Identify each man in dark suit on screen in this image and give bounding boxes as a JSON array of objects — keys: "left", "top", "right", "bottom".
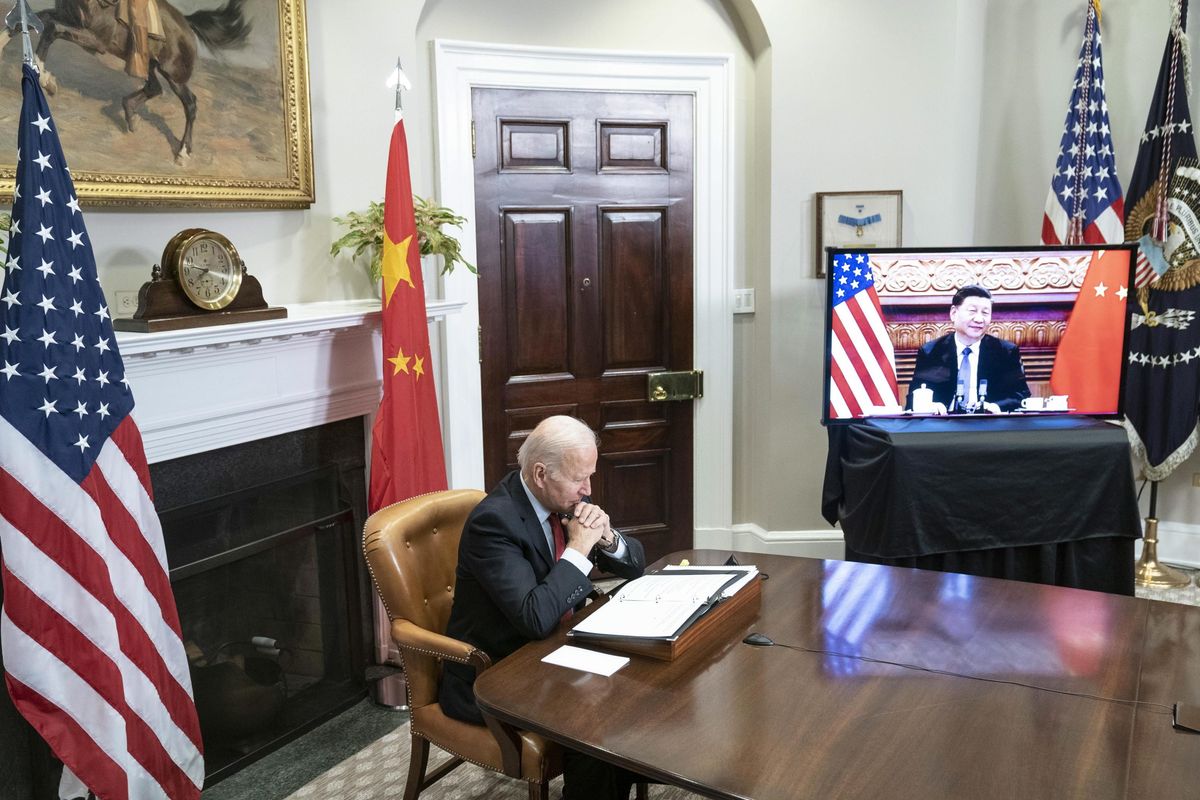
[
  {"left": 905, "top": 285, "right": 1031, "bottom": 414},
  {"left": 440, "top": 415, "right": 647, "bottom": 800}
]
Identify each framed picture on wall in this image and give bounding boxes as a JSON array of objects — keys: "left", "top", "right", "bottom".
[
  {"left": 814, "top": 190, "right": 903, "bottom": 277},
  {"left": 0, "top": 0, "right": 314, "bottom": 208}
]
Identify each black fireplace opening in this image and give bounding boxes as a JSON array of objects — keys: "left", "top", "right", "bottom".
[{"left": 153, "top": 418, "right": 373, "bottom": 786}]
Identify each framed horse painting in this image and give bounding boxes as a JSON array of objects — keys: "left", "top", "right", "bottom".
[{"left": 0, "top": 0, "right": 313, "bottom": 207}]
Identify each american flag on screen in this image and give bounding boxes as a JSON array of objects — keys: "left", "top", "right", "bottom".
[
  {"left": 0, "top": 65, "right": 203, "bottom": 799},
  {"left": 1041, "top": 0, "right": 1125, "bottom": 249},
  {"left": 828, "top": 252, "right": 898, "bottom": 419}
]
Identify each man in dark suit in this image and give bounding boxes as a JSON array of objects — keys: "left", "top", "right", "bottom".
[
  {"left": 440, "top": 415, "right": 646, "bottom": 800},
  {"left": 905, "top": 284, "right": 1031, "bottom": 413}
]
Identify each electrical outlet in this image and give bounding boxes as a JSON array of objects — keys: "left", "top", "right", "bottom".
[
  {"left": 114, "top": 290, "right": 138, "bottom": 317},
  {"left": 1193, "top": 472, "right": 1200, "bottom": 488},
  {"left": 733, "top": 288, "right": 755, "bottom": 315}
]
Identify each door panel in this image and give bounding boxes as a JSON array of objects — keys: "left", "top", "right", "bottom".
[{"left": 474, "top": 88, "right": 694, "bottom": 563}]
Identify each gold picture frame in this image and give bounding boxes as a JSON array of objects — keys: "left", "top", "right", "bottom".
[
  {"left": 814, "top": 190, "right": 903, "bottom": 277},
  {"left": 0, "top": 0, "right": 313, "bottom": 208}
]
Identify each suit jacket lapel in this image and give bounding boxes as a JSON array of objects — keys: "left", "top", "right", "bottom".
[{"left": 505, "top": 471, "right": 555, "bottom": 569}]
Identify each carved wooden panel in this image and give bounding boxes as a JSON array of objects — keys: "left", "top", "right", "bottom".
[
  {"left": 600, "top": 208, "right": 666, "bottom": 370},
  {"left": 872, "top": 253, "right": 1093, "bottom": 298},
  {"left": 500, "top": 120, "right": 570, "bottom": 172},
  {"left": 598, "top": 122, "right": 667, "bottom": 173},
  {"left": 889, "top": 320, "right": 1068, "bottom": 352},
  {"left": 503, "top": 210, "right": 573, "bottom": 377}
]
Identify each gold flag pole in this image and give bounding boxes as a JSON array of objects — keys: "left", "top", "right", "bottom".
[{"left": 1135, "top": 480, "right": 1191, "bottom": 588}]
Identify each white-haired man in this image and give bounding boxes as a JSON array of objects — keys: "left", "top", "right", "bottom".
[{"left": 440, "top": 415, "right": 647, "bottom": 800}]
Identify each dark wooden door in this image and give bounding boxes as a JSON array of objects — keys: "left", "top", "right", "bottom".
[{"left": 473, "top": 87, "right": 694, "bottom": 563}]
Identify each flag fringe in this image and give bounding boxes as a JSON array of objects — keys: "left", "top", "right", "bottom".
[{"left": 1123, "top": 415, "right": 1200, "bottom": 480}]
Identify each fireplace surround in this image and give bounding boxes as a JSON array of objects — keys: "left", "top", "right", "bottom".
[{"left": 0, "top": 299, "right": 462, "bottom": 797}]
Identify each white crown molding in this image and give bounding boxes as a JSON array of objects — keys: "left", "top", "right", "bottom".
[
  {"left": 433, "top": 40, "right": 735, "bottom": 536},
  {"left": 116, "top": 300, "right": 461, "bottom": 464}
]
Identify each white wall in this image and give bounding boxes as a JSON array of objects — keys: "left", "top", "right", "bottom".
[{"left": 46, "top": 0, "right": 1200, "bottom": 552}]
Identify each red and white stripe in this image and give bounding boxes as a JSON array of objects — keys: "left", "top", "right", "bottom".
[
  {"left": 1041, "top": 194, "right": 1126, "bottom": 247},
  {"left": 829, "top": 288, "right": 899, "bottom": 419},
  {"left": 0, "top": 415, "right": 203, "bottom": 800}
]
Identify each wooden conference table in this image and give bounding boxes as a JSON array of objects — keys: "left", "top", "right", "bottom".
[{"left": 474, "top": 550, "right": 1200, "bottom": 800}]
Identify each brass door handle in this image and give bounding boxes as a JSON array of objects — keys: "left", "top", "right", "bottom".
[{"left": 647, "top": 370, "right": 704, "bottom": 402}]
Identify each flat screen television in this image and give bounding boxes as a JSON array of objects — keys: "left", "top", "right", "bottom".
[{"left": 822, "top": 244, "right": 1136, "bottom": 424}]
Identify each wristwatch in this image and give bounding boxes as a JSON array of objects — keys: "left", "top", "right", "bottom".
[{"left": 599, "top": 530, "right": 622, "bottom": 554}]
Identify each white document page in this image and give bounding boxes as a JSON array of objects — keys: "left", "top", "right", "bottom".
[
  {"left": 570, "top": 572, "right": 737, "bottom": 639},
  {"left": 662, "top": 565, "right": 759, "bottom": 598},
  {"left": 541, "top": 645, "right": 629, "bottom": 676}
]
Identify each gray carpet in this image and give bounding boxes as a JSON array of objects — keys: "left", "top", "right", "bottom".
[{"left": 283, "top": 727, "right": 703, "bottom": 800}]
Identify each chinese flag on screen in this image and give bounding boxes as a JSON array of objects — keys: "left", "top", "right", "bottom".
[
  {"left": 1048, "top": 250, "right": 1130, "bottom": 414},
  {"left": 368, "top": 118, "right": 448, "bottom": 512}
]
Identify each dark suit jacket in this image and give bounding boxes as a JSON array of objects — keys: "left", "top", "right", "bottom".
[
  {"left": 905, "top": 332, "right": 1031, "bottom": 412},
  {"left": 438, "top": 470, "right": 645, "bottom": 724}
]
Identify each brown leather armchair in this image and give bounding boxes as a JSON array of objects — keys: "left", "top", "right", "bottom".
[{"left": 362, "top": 489, "right": 562, "bottom": 800}]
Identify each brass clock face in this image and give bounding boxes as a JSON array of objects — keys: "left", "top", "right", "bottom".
[{"left": 172, "top": 230, "right": 244, "bottom": 311}]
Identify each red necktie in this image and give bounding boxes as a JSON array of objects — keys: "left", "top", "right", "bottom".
[
  {"left": 549, "top": 514, "right": 566, "bottom": 560},
  {"left": 548, "top": 514, "right": 573, "bottom": 621}
]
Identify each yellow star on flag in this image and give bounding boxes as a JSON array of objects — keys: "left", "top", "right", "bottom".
[
  {"left": 413, "top": 354, "right": 425, "bottom": 380},
  {"left": 388, "top": 346, "right": 412, "bottom": 376},
  {"left": 381, "top": 233, "right": 415, "bottom": 306}
]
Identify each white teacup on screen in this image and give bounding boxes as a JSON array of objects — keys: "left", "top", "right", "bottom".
[
  {"left": 1045, "top": 395, "right": 1068, "bottom": 411},
  {"left": 1020, "top": 396, "right": 1045, "bottom": 411},
  {"left": 911, "top": 384, "right": 934, "bottom": 414}
]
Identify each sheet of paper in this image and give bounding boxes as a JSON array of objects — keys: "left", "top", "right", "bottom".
[
  {"left": 662, "top": 565, "right": 759, "bottom": 597},
  {"left": 541, "top": 645, "right": 629, "bottom": 676},
  {"left": 570, "top": 595, "right": 701, "bottom": 638},
  {"left": 611, "top": 572, "right": 735, "bottom": 604}
]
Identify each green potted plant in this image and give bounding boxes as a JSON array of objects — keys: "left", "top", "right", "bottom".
[{"left": 331, "top": 196, "right": 475, "bottom": 283}]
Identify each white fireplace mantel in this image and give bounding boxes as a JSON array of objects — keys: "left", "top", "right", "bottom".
[{"left": 116, "top": 299, "right": 462, "bottom": 464}]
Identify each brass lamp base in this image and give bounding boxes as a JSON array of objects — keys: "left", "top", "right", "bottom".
[{"left": 1135, "top": 518, "right": 1192, "bottom": 588}]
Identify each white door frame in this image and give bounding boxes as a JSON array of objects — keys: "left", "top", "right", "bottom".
[{"left": 433, "top": 39, "right": 734, "bottom": 542}]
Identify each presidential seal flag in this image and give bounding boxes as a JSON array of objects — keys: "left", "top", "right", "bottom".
[
  {"left": 0, "top": 65, "right": 204, "bottom": 799},
  {"left": 1041, "top": 0, "right": 1124, "bottom": 247},
  {"left": 1124, "top": 0, "right": 1200, "bottom": 480},
  {"left": 1126, "top": 158, "right": 1200, "bottom": 479},
  {"left": 1124, "top": 0, "right": 1197, "bottom": 287}
]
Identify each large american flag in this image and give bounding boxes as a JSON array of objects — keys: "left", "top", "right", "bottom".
[
  {"left": 0, "top": 65, "right": 203, "bottom": 799},
  {"left": 827, "top": 251, "right": 898, "bottom": 419},
  {"left": 1041, "top": 0, "right": 1124, "bottom": 249}
]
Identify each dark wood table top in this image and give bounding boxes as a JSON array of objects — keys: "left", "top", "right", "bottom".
[{"left": 473, "top": 550, "right": 1200, "bottom": 800}]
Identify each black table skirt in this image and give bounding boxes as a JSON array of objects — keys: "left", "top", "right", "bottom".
[{"left": 824, "top": 417, "right": 1141, "bottom": 595}]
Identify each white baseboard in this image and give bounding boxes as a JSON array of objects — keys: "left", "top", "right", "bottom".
[
  {"left": 699, "top": 522, "right": 1200, "bottom": 570},
  {"left": 695, "top": 524, "right": 845, "bottom": 560},
  {"left": 1141, "top": 521, "right": 1200, "bottom": 570}
]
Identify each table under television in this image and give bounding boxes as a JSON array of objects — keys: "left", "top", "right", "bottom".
[
  {"left": 822, "top": 415, "right": 1141, "bottom": 594},
  {"left": 474, "top": 550, "right": 1200, "bottom": 800}
]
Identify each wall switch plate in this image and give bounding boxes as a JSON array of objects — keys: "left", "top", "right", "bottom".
[
  {"left": 733, "top": 288, "right": 755, "bottom": 315},
  {"left": 1193, "top": 473, "right": 1200, "bottom": 488},
  {"left": 114, "top": 290, "right": 139, "bottom": 317}
]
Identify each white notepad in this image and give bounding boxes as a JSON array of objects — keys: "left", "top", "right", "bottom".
[{"left": 541, "top": 645, "right": 629, "bottom": 676}]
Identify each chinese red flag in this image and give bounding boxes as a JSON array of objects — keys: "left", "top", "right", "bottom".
[
  {"left": 1048, "top": 250, "right": 1130, "bottom": 413},
  {"left": 368, "top": 119, "right": 448, "bottom": 512}
]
